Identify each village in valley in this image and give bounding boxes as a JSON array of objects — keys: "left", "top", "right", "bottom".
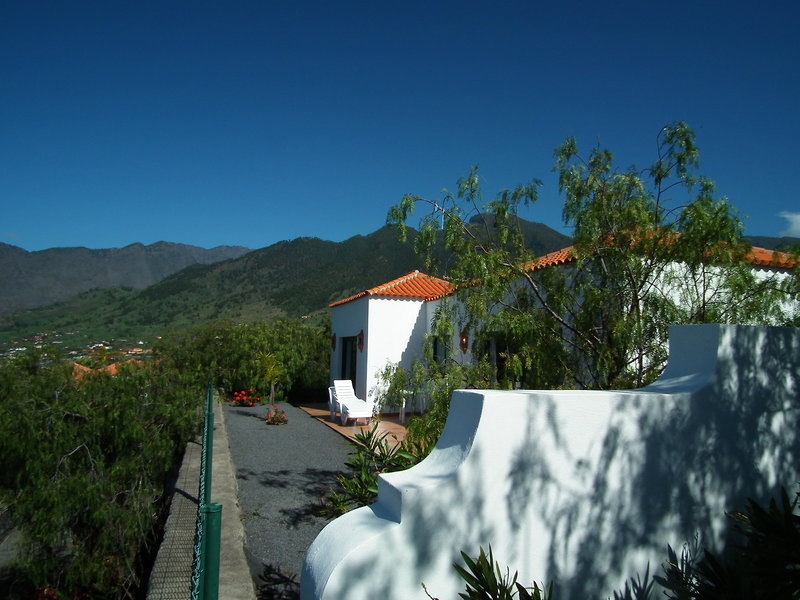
[{"left": 1, "top": 331, "right": 153, "bottom": 363}]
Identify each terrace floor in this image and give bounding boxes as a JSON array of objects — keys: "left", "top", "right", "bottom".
[{"left": 297, "top": 402, "right": 408, "bottom": 445}]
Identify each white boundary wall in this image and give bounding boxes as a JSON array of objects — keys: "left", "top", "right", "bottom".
[{"left": 304, "top": 324, "right": 800, "bottom": 599}]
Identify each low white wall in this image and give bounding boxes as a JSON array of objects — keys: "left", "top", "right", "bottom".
[{"left": 302, "top": 324, "right": 800, "bottom": 599}]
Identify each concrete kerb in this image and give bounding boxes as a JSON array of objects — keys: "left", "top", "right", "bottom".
[
  {"left": 146, "top": 394, "right": 255, "bottom": 600},
  {"left": 211, "top": 394, "right": 256, "bottom": 600}
]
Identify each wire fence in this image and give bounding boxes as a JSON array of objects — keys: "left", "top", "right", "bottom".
[{"left": 190, "top": 385, "right": 222, "bottom": 600}]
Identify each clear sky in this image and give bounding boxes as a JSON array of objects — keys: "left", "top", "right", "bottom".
[{"left": 2, "top": 1, "right": 799, "bottom": 252}]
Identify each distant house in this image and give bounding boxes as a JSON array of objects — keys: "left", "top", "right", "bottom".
[
  {"left": 328, "top": 244, "right": 797, "bottom": 405},
  {"left": 71, "top": 359, "right": 144, "bottom": 381}
]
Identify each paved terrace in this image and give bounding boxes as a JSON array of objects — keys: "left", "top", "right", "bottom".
[{"left": 147, "top": 398, "right": 406, "bottom": 600}]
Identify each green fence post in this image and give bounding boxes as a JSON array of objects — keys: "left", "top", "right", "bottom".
[
  {"left": 204, "top": 385, "right": 214, "bottom": 506},
  {"left": 197, "top": 509, "right": 207, "bottom": 600},
  {"left": 202, "top": 503, "right": 223, "bottom": 600}
]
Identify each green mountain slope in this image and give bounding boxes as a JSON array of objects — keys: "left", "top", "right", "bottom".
[
  {"left": 0, "top": 241, "right": 250, "bottom": 315},
  {"left": 745, "top": 235, "right": 800, "bottom": 252},
  {"left": 0, "top": 222, "right": 572, "bottom": 347}
]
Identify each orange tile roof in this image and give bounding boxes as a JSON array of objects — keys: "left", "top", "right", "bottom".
[
  {"left": 330, "top": 243, "right": 794, "bottom": 309},
  {"left": 522, "top": 244, "right": 796, "bottom": 272},
  {"left": 71, "top": 359, "right": 144, "bottom": 381},
  {"left": 746, "top": 246, "right": 797, "bottom": 269},
  {"left": 521, "top": 246, "right": 577, "bottom": 271},
  {"left": 329, "top": 271, "right": 453, "bottom": 307}
]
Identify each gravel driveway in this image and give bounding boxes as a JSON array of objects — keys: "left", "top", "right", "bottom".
[{"left": 223, "top": 402, "right": 351, "bottom": 599}]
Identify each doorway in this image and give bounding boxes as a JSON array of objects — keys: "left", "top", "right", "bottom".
[{"left": 340, "top": 336, "right": 357, "bottom": 384}]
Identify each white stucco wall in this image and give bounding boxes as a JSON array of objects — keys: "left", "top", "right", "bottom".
[
  {"left": 330, "top": 260, "right": 795, "bottom": 404},
  {"left": 331, "top": 296, "right": 431, "bottom": 403},
  {"left": 329, "top": 297, "right": 369, "bottom": 399},
  {"left": 304, "top": 324, "right": 800, "bottom": 600},
  {"left": 364, "top": 297, "right": 428, "bottom": 403}
]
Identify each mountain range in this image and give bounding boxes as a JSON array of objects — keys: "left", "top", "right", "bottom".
[
  {"left": 0, "top": 221, "right": 571, "bottom": 346},
  {"left": 0, "top": 224, "right": 794, "bottom": 348},
  {"left": 0, "top": 241, "right": 249, "bottom": 315}
]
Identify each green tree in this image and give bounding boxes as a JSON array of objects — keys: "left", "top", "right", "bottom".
[
  {"left": 255, "top": 351, "right": 284, "bottom": 402},
  {"left": 155, "top": 318, "right": 329, "bottom": 401},
  {"left": 0, "top": 349, "right": 200, "bottom": 599},
  {"left": 388, "top": 122, "right": 796, "bottom": 393}
]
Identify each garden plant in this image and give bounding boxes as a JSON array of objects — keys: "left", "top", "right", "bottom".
[{"left": 264, "top": 405, "right": 288, "bottom": 425}]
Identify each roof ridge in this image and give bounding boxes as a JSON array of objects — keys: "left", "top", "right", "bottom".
[
  {"left": 329, "top": 270, "right": 453, "bottom": 308},
  {"left": 329, "top": 242, "right": 795, "bottom": 309},
  {"left": 369, "top": 270, "right": 421, "bottom": 294}
]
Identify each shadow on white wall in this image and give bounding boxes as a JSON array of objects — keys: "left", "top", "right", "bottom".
[{"left": 301, "top": 324, "right": 800, "bottom": 600}]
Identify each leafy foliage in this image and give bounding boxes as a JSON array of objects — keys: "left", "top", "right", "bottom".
[
  {"left": 388, "top": 122, "right": 797, "bottom": 391},
  {"left": 375, "top": 340, "right": 493, "bottom": 451},
  {"left": 455, "top": 546, "right": 553, "bottom": 600},
  {"left": 421, "top": 546, "right": 553, "bottom": 600},
  {"left": 264, "top": 405, "right": 288, "bottom": 425},
  {"left": 432, "top": 487, "right": 799, "bottom": 600},
  {"left": 155, "top": 318, "right": 329, "bottom": 402},
  {"left": 0, "top": 348, "right": 201, "bottom": 599},
  {"left": 655, "top": 487, "right": 800, "bottom": 599},
  {"left": 319, "top": 424, "right": 434, "bottom": 518}
]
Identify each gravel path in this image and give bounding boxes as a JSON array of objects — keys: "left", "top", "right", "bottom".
[{"left": 223, "top": 402, "right": 351, "bottom": 599}]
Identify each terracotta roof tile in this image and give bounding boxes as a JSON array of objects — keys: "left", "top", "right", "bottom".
[
  {"left": 521, "top": 246, "right": 577, "bottom": 272},
  {"left": 522, "top": 244, "right": 795, "bottom": 272},
  {"left": 329, "top": 271, "right": 453, "bottom": 307},
  {"left": 330, "top": 243, "right": 794, "bottom": 309},
  {"left": 746, "top": 246, "right": 797, "bottom": 269},
  {"left": 71, "top": 359, "right": 144, "bottom": 381}
]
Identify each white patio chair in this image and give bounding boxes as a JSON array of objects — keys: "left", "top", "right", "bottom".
[{"left": 332, "top": 379, "right": 375, "bottom": 425}]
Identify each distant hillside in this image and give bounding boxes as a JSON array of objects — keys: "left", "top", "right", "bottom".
[
  {"left": 746, "top": 236, "right": 800, "bottom": 252},
  {"left": 0, "top": 242, "right": 250, "bottom": 315},
  {"left": 0, "top": 221, "right": 572, "bottom": 346}
]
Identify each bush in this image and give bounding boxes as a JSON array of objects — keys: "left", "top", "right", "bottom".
[
  {"left": 319, "top": 424, "right": 434, "bottom": 518},
  {"left": 0, "top": 349, "right": 201, "bottom": 599},
  {"left": 655, "top": 487, "right": 800, "bottom": 599},
  {"left": 155, "top": 319, "right": 329, "bottom": 402},
  {"left": 264, "top": 405, "right": 288, "bottom": 425}
]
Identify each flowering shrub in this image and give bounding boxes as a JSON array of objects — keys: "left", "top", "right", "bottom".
[
  {"left": 232, "top": 389, "right": 260, "bottom": 406},
  {"left": 264, "top": 405, "right": 288, "bottom": 425}
]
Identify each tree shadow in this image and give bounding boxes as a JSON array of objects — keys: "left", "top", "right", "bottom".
[
  {"left": 226, "top": 407, "right": 265, "bottom": 418},
  {"left": 256, "top": 563, "right": 299, "bottom": 600},
  {"left": 545, "top": 325, "right": 800, "bottom": 597},
  {"left": 304, "top": 325, "right": 800, "bottom": 599}
]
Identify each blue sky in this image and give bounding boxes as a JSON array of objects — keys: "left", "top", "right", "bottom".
[{"left": 2, "top": 1, "right": 799, "bottom": 252}]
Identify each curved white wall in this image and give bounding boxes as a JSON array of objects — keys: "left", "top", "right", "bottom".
[{"left": 305, "top": 324, "right": 800, "bottom": 599}]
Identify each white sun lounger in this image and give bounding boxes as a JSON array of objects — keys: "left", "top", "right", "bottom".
[{"left": 332, "top": 379, "right": 375, "bottom": 425}]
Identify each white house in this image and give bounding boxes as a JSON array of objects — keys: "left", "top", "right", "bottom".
[
  {"left": 328, "top": 244, "right": 797, "bottom": 405},
  {"left": 328, "top": 271, "right": 453, "bottom": 404},
  {"left": 327, "top": 249, "right": 579, "bottom": 404}
]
